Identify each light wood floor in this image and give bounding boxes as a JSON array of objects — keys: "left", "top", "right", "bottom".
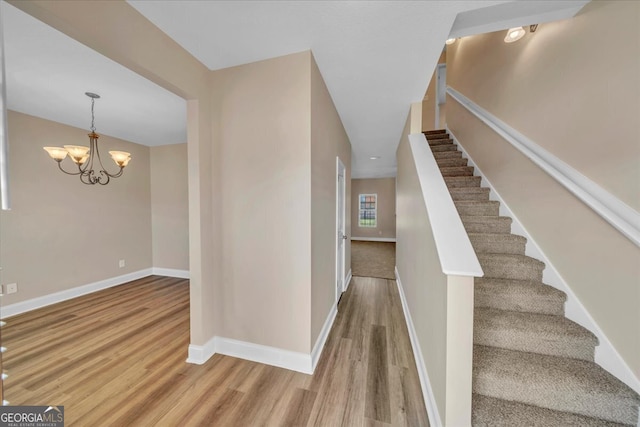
[{"left": 3, "top": 275, "right": 428, "bottom": 426}]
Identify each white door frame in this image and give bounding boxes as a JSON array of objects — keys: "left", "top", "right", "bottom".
[{"left": 335, "top": 157, "right": 346, "bottom": 305}]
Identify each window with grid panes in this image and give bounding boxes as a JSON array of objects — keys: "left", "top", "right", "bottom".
[{"left": 359, "top": 194, "right": 377, "bottom": 227}]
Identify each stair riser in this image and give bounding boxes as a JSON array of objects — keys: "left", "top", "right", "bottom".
[
  {"left": 470, "top": 239, "right": 525, "bottom": 255},
  {"left": 473, "top": 329, "right": 595, "bottom": 362},
  {"left": 450, "top": 191, "right": 490, "bottom": 202},
  {"left": 430, "top": 144, "right": 458, "bottom": 152},
  {"left": 433, "top": 151, "right": 463, "bottom": 160},
  {"left": 462, "top": 220, "right": 511, "bottom": 234},
  {"left": 440, "top": 167, "right": 475, "bottom": 177},
  {"left": 427, "top": 138, "right": 453, "bottom": 147},
  {"left": 473, "top": 374, "right": 639, "bottom": 425},
  {"left": 479, "top": 260, "right": 544, "bottom": 281},
  {"left": 436, "top": 158, "right": 468, "bottom": 168},
  {"left": 446, "top": 177, "right": 482, "bottom": 188},
  {"left": 456, "top": 203, "right": 499, "bottom": 216},
  {"left": 474, "top": 290, "right": 565, "bottom": 316}
]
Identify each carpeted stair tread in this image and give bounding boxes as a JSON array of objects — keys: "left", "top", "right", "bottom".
[
  {"left": 474, "top": 278, "right": 566, "bottom": 316},
  {"left": 439, "top": 166, "right": 475, "bottom": 176},
  {"left": 436, "top": 157, "right": 469, "bottom": 168},
  {"left": 472, "top": 394, "right": 631, "bottom": 427},
  {"left": 468, "top": 232, "right": 526, "bottom": 254},
  {"left": 474, "top": 308, "right": 598, "bottom": 361},
  {"left": 473, "top": 345, "right": 640, "bottom": 424},
  {"left": 449, "top": 187, "right": 490, "bottom": 201},
  {"left": 461, "top": 215, "right": 512, "bottom": 233},
  {"left": 433, "top": 150, "right": 463, "bottom": 160},
  {"left": 445, "top": 175, "right": 481, "bottom": 187},
  {"left": 477, "top": 253, "right": 545, "bottom": 281},
  {"left": 455, "top": 201, "right": 500, "bottom": 216},
  {"left": 429, "top": 143, "right": 458, "bottom": 152}
]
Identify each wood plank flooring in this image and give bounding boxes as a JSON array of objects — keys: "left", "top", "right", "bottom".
[{"left": 2, "top": 275, "right": 428, "bottom": 426}]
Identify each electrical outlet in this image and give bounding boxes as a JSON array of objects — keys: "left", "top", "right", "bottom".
[
  {"left": 6, "top": 283, "right": 17, "bottom": 294},
  {"left": 119, "top": 259, "right": 125, "bottom": 268}
]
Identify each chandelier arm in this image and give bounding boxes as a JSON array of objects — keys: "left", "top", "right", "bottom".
[
  {"left": 56, "top": 160, "right": 82, "bottom": 176},
  {"left": 93, "top": 140, "right": 124, "bottom": 178},
  {"left": 97, "top": 171, "right": 111, "bottom": 185}
]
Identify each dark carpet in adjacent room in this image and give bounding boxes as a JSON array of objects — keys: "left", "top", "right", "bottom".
[{"left": 351, "top": 241, "right": 396, "bottom": 280}]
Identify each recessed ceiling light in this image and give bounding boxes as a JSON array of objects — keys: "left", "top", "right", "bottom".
[{"left": 369, "top": 156, "right": 380, "bottom": 160}]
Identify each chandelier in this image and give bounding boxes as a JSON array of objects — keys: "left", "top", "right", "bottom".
[{"left": 43, "top": 92, "right": 131, "bottom": 185}]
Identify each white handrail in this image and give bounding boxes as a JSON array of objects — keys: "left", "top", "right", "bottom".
[
  {"left": 447, "top": 87, "right": 640, "bottom": 248},
  {"left": 409, "top": 133, "right": 483, "bottom": 277}
]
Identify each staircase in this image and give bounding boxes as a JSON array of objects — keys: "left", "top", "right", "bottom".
[{"left": 424, "top": 129, "right": 640, "bottom": 426}]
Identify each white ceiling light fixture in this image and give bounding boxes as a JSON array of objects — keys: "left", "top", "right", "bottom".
[
  {"left": 43, "top": 92, "right": 132, "bottom": 185},
  {"left": 445, "top": 38, "right": 457, "bottom": 45},
  {"left": 369, "top": 156, "right": 381, "bottom": 160},
  {"left": 504, "top": 26, "right": 526, "bottom": 43}
]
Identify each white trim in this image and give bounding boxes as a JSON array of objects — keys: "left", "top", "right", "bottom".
[
  {"left": 350, "top": 237, "right": 396, "bottom": 243},
  {"left": 186, "top": 304, "right": 338, "bottom": 375},
  {"left": 1, "top": 268, "right": 153, "bottom": 319},
  {"left": 395, "top": 267, "right": 442, "bottom": 427},
  {"left": 409, "top": 133, "right": 483, "bottom": 277},
  {"left": 216, "top": 337, "right": 313, "bottom": 374},
  {"left": 152, "top": 267, "right": 190, "bottom": 279},
  {"left": 447, "top": 87, "right": 640, "bottom": 248},
  {"left": 311, "top": 304, "right": 337, "bottom": 371},
  {"left": 344, "top": 268, "right": 353, "bottom": 291},
  {"left": 187, "top": 335, "right": 315, "bottom": 374},
  {"left": 186, "top": 336, "right": 217, "bottom": 365},
  {"left": 450, "top": 129, "right": 640, "bottom": 395},
  {"left": 336, "top": 157, "right": 347, "bottom": 305}
]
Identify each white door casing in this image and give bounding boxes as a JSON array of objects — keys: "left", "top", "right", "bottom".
[{"left": 336, "top": 157, "right": 346, "bottom": 304}]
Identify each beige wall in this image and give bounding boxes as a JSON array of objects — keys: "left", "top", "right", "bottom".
[
  {"left": 422, "top": 51, "right": 446, "bottom": 132},
  {"left": 214, "top": 52, "right": 312, "bottom": 353},
  {"left": 396, "top": 111, "right": 447, "bottom": 425},
  {"left": 150, "top": 143, "right": 189, "bottom": 271},
  {"left": 447, "top": 0, "right": 640, "bottom": 376},
  {"left": 351, "top": 178, "right": 396, "bottom": 239},
  {"left": 310, "top": 52, "right": 352, "bottom": 345},
  {"left": 1, "top": 111, "right": 152, "bottom": 304}
]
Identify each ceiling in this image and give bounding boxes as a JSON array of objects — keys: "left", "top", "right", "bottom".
[{"left": 3, "top": 0, "right": 589, "bottom": 178}]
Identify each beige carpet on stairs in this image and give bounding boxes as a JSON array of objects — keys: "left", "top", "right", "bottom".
[
  {"left": 424, "top": 129, "right": 640, "bottom": 426},
  {"left": 350, "top": 241, "right": 396, "bottom": 280}
]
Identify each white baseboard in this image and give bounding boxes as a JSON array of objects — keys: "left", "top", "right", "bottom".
[
  {"left": 152, "top": 267, "right": 190, "bottom": 279},
  {"left": 395, "top": 266, "right": 442, "bottom": 427},
  {"left": 311, "top": 304, "right": 337, "bottom": 371},
  {"left": 350, "top": 237, "right": 396, "bottom": 242},
  {"left": 450, "top": 128, "right": 640, "bottom": 395},
  {"left": 344, "top": 268, "right": 353, "bottom": 291},
  {"left": 1, "top": 269, "right": 153, "bottom": 319},
  {"left": 187, "top": 303, "right": 339, "bottom": 375},
  {"left": 186, "top": 336, "right": 217, "bottom": 365},
  {"left": 187, "top": 335, "right": 314, "bottom": 374}
]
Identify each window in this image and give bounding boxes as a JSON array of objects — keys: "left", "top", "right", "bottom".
[{"left": 359, "top": 194, "right": 377, "bottom": 227}]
